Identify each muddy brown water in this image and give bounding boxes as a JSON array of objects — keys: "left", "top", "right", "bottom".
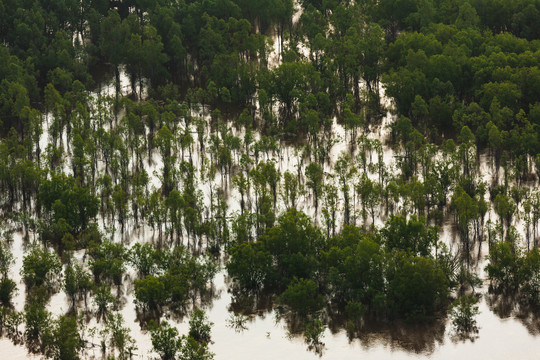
[{"left": 3, "top": 41, "right": 540, "bottom": 358}]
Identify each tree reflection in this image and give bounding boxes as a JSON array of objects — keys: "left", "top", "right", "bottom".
[{"left": 486, "top": 288, "right": 540, "bottom": 336}]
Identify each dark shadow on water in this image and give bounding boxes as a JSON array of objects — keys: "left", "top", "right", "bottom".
[
  {"left": 331, "top": 314, "right": 446, "bottom": 355},
  {"left": 486, "top": 288, "right": 540, "bottom": 336},
  {"left": 229, "top": 288, "right": 448, "bottom": 356},
  {"left": 449, "top": 326, "right": 480, "bottom": 344},
  {"left": 228, "top": 287, "right": 275, "bottom": 316},
  {"left": 135, "top": 281, "right": 221, "bottom": 328}
]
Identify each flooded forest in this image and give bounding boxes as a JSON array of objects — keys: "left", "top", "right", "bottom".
[{"left": 0, "top": 0, "right": 539, "bottom": 359}]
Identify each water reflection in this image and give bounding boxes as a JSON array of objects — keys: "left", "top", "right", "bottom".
[
  {"left": 486, "top": 288, "right": 540, "bottom": 336},
  {"left": 228, "top": 286, "right": 449, "bottom": 356},
  {"left": 135, "top": 280, "right": 221, "bottom": 329},
  {"left": 450, "top": 326, "right": 480, "bottom": 344}
]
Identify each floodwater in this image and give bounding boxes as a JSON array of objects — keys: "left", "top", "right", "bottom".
[
  {"left": 2, "top": 71, "right": 539, "bottom": 359},
  {"left": 2, "top": 11, "right": 540, "bottom": 359}
]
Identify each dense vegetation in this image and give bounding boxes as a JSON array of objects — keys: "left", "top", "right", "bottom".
[{"left": 0, "top": 0, "right": 539, "bottom": 358}]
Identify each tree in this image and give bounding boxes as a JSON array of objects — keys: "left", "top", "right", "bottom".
[
  {"left": 44, "top": 315, "right": 81, "bottom": 360},
  {"left": 0, "top": 241, "right": 15, "bottom": 305},
  {"left": 233, "top": 173, "right": 249, "bottom": 214},
  {"left": 93, "top": 285, "right": 117, "bottom": 319},
  {"left": 155, "top": 125, "right": 176, "bottom": 195},
  {"left": 141, "top": 24, "right": 169, "bottom": 88},
  {"left": 102, "top": 313, "right": 137, "bottom": 360},
  {"left": 134, "top": 275, "right": 167, "bottom": 313},
  {"left": 520, "top": 248, "right": 540, "bottom": 306},
  {"left": 450, "top": 295, "right": 480, "bottom": 335},
  {"left": 112, "top": 184, "right": 129, "bottom": 233},
  {"left": 387, "top": 253, "right": 449, "bottom": 321},
  {"left": 150, "top": 321, "right": 183, "bottom": 360},
  {"left": 493, "top": 193, "right": 515, "bottom": 239},
  {"left": 21, "top": 247, "right": 62, "bottom": 292},
  {"left": 88, "top": 241, "right": 126, "bottom": 286},
  {"left": 305, "top": 162, "right": 323, "bottom": 213},
  {"left": 451, "top": 185, "right": 478, "bottom": 256},
  {"left": 270, "top": 61, "right": 320, "bottom": 126},
  {"left": 328, "top": 229, "right": 386, "bottom": 312},
  {"left": 281, "top": 170, "right": 299, "bottom": 209},
  {"left": 0, "top": 80, "right": 30, "bottom": 133},
  {"left": 99, "top": 10, "right": 128, "bottom": 99},
  {"left": 129, "top": 242, "right": 160, "bottom": 278},
  {"left": 260, "top": 161, "right": 280, "bottom": 209},
  {"left": 63, "top": 262, "right": 92, "bottom": 308},
  {"left": 381, "top": 215, "right": 436, "bottom": 257},
  {"left": 24, "top": 301, "right": 51, "bottom": 353},
  {"left": 485, "top": 241, "right": 520, "bottom": 288},
  {"left": 226, "top": 242, "right": 273, "bottom": 291},
  {"left": 279, "top": 278, "right": 324, "bottom": 317},
  {"left": 260, "top": 209, "right": 324, "bottom": 286},
  {"left": 188, "top": 309, "right": 212, "bottom": 344},
  {"left": 0, "top": 277, "right": 16, "bottom": 306},
  {"left": 38, "top": 173, "right": 99, "bottom": 245},
  {"left": 321, "top": 183, "right": 338, "bottom": 237},
  {"left": 335, "top": 153, "right": 355, "bottom": 225},
  {"left": 357, "top": 174, "right": 381, "bottom": 225}
]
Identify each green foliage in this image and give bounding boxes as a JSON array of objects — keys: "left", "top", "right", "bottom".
[
  {"left": 188, "top": 309, "right": 213, "bottom": 344},
  {"left": 88, "top": 240, "right": 127, "bottom": 285},
  {"left": 387, "top": 253, "right": 449, "bottom": 321},
  {"left": 450, "top": 295, "right": 480, "bottom": 334},
  {"left": 44, "top": 315, "right": 81, "bottom": 360},
  {"left": 63, "top": 262, "right": 92, "bottom": 307},
  {"left": 24, "top": 301, "right": 51, "bottom": 352},
  {"left": 486, "top": 243, "right": 540, "bottom": 305},
  {"left": 0, "top": 277, "right": 16, "bottom": 306},
  {"left": 93, "top": 285, "right": 117, "bottom": 317},
  {"left": 150, "top": 310, "right": 215, "bottom": 360},
  {"left": 180, "top": 335, "right": 214, "bottom": 360},
  {"left": 324, "top": 228, "right": 386, "bottom": 311},
  {"left": 279, "top": 278, "right": 324, "bottom": 317},
  {"left": 260, "top": 208, "right": 325, "bottom": 287},
  {"left": 0, "top": 241, "right": 16, "bottom": 306},
  {"left": 485, "top": 241, "right": 520, "bottom": 288},
  {"left": 129, "top": 242, "right": 162, "bottom": 278},
  {"left": 38, "top": 174, "right": 99, "bottom": 245},
  {"left": 149, "top": 321, "right": 183, "bottom": 360},
  {"left": 381, "top": 215, "right": 437, "bottom": 256},
  {"left": 305, "top": 162, "right": 323, "bottom": 210},
  {"left": 21, "top": 247, "right": 62, "bottom": 292},
  {"left": 1, "top": 0, "right": 539, "bottom": 356},
  {"left": 228, "top": 208, "right": 455, "bottom": 323},
  {"left": 493, "top": 193, "right": 516, "bottom": 236},
  {"left": 520, "top": 248, "right": 540, "bottom": 305},
  {"left": 226, "top": 242, "right": 273, "bottom": 290},
  {"left": 134, "top": 275, "right": 167, "bottom": 312},
  {"left": 102, "top": 313, "right": 137, "bottom": 360},
  {"left": 304, "top": 317, "right": 325, "bottom": 348},
  {"left": 0, "top": 241, "right": 14, "bottom": 278},
  {"left": 133, "top": 246, "right": 217, "bottom": 312}
]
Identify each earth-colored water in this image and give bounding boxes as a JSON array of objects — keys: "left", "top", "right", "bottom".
[
  {"left": 2, "top": 5, "right": 539, "bottom": 356},
  {"left": 2, "top": 76, "right": 539, "bottom": 360}
]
